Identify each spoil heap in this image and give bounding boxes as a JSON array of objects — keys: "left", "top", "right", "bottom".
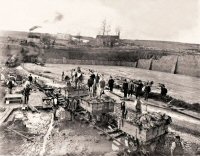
[
  {"left": 132, "top": 112, "right": 172, "bottom": 130},
  {"left": 83, "top": 95, "right": 115, "bottom": 103}
]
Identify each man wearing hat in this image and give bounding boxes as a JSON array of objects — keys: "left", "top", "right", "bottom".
[
  {"left": 171, "top": 135, "right": 184, "bottom": 156},
  {"left": 23, "top": 84, "right": 31, "bottom": 104},
  {"left": 161, "top": 84, "right": 168, "bottom": 96},
  {"left": 122, "top": 79, "right": 128, "bottom": 99},
  {"left": 108, "top": 76, "right": 114, "bottom": 92}
]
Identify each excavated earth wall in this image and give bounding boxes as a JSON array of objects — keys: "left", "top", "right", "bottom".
[{"left": 176, "top": 55, "right": 200, "bottom": 77}]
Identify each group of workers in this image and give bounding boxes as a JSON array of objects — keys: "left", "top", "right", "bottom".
[
  {"left": 6, "top": 73, "right": 33, "bottom": 104},
  {"left": 4, "top": 66, "right": 184, "bottom": 156},
  {"left": 122, "top": 79, "right": 167, "bottom": 101},
  {"left": 61, "top": 67, "right": 83, "bottom": 89},
  {"left": 87, "top": 72, "right": 107, "bottom": 97},
  {"left": 23, "top": 74, "right": 33, "bottom": 104}
]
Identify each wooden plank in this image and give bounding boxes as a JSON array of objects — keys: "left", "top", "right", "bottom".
[
  {"left": 27, "top": 104, "right": 40, "bottom": 113},
  {"left": 6, "top": 127, "right": 33, "bottom": 142},
  {"left": 5, "top": 94, "right": 23, "bottom": 98},
  {"left": 0, "top": 108, "right": 14, "bottom": 125}
]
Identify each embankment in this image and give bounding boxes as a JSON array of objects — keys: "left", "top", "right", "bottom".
[
  {"left": 1, "top": 45, "right": 200, "bottom": 77},
  {"left": 45, "top": 53, "right": 200, "bottom": 78},
  {"left": 43, "top": 47, "right": 168, "bottom": 62},
  {"left": 176, "top": 55, "right": 200, "bottom": 77}
]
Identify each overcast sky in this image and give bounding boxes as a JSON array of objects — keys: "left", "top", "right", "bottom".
[{"left": 0, "top": 0, "right": 200, "bottom": 43}]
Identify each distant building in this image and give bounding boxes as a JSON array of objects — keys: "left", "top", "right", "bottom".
[
  {"left": 53, "top": 33, "right": 72, "bottom": 46},
  {"left": 96, "top": 35, "right": 120, "bottom": 47},
  {"left": 27, "top": 32, "right": 41, "bottom": 44},
  {"left": 1, "top": 30, "right": 28, "bottom": 40},
  {"left": 55, "top": 33, "right": 71, "bottom": 40},
  {"left": 72, "top": 36, "right": 90, "bottom": 43}
]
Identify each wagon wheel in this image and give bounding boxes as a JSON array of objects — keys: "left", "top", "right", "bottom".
[
  {"left": 91, "top": 115, "right": 99, "bottom": 124},
  {"left": 147, "top": 136, "right": 164, "bottom": 154},
  {"left": 86, "top": 111, "right": 92, "bottom": 121},
  {"left": 101, "top": 114, "right": 109, "bottom": 125}
]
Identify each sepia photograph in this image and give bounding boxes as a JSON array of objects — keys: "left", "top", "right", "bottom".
[{"left": 0, "top": 0, "right": 200, "bottom": 155}]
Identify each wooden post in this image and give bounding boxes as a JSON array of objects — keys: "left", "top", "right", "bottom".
[
  {"left": 149, "top": 59, "right": 153, "bottom": 70},
  {"left": 171, "top": 56, "right": 179, "bottom": 74}
]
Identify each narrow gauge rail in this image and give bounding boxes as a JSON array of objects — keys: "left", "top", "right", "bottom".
[{"left": 34, "top": 80, "right": 171, "bottom": 155}]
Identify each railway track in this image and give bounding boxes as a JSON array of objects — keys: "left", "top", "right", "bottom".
[
  {"left": 81, "top": 67, "right": 200, "bottom": 121},
  {"left": 31, "top": 70, "right": 199, "bottom": 155},
  {"left": 108, "top": 90, "right": 200, "bottom": 122},
  {"left": 34, "top": 82, "right": 143, "bottom": 154}
]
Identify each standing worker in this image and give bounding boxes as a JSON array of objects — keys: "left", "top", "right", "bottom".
[
  {"left": 65, "top": 76, "right": 71, "bottom": 88},
  {"left": 69, "top": 98, "right": 79, "bottom": 121},
  {"left": 135, "top": 97, "right": 142, "bottom": 114},
  {"left": 28, "top": 74, "right": 33, "bottom": 83},
  {"left": 92, "top": 78, "right": 97, "bottom": 97},
  {"left": 53, "top": 94, "right": 59, "bottom": 120},
  {"left": 87, "top": 77, "right": 94, "bottom": 92},
  {"left": 144, "top": 82, "right": 151, "bottom": 101},
  {"left": 90, "top": 72, "right": 96, "bottom": 81},
  {"left": 128, "top": 80, "right": 134, "bottom": 98},
  {"left": 7, "top": 79, "right": 14, "bottom": 94},
  {"left": 34, "top": 77, "right": 37, "bottom": 84},
  {"left": 122, "top": 79, "right": 128, "bottom": 99},
  {"left": 171, "top": 136, "right": 184, "bottom": 156},
  {"left": 62, "top": 71, "right": 65, "bottom": 81},
  {"left": 108, "top": 76, "right": 114, "bottom": 92},
  {"left": 96, "top": 73, "right": 100, "bottom": 84},
  {"left": 161, "top": 84, "right": 168, "bottom": 96},
  {"left": 71, "top": 69, "right": 76, "bottom": 82},
  {"left": 76, "top": 68, "right": 83, "bottom": 89},
  {"left": 121, "top": 101, "right": 127, "bottom": 119},
  {"left": 135, "top": 80, "right": 143, "bottom": 99},
  {"left": 23, "top": 85, "right": 31, "bottom": 104},
  {"left": 99, "top": 76, "right": 106, "bottom": 97},
  {"left": 121, "top": 101, "right": 128, "bottom": 127}
]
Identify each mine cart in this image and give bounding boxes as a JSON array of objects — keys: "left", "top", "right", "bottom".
[
  {"left": 80, "top": 96, "right": 115, "bottom": 122},
  {"left": 120, "top": 121, "right": 168, "bottom": 143},
  {"left": 81, "top": 96, "right": 115, "bottom": 114},
  {"left": 119, "top": 112, "right": 171, "bottom": 144},
  {"left": 44, "top": 87, "right": 54, "bottom": 97},
  {"left": 42, "top": 97, "right": 53, "bottom": 109},
  {"left": 4, "top": 94, "right": 23, "bottom": 104}
]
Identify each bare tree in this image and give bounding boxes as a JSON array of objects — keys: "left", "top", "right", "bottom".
[
  {"left": 101, "top": 19, "right": 107, "bottom": 36},
  {"left": 106, "top": 25, "right": 111, "bottom": 35},
  {"left": 100, "top": 19, "right": 115, "bottom": 36},
  {"left": 115, "top": 26, "right": 121, "bottom": 37}
]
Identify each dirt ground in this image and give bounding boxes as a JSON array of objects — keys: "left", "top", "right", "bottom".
[
  {"left": 23, "top": 63, "right": 200, "bottom": 104},
  {"left": 1, "top": 63, "right": 199, "bottom": 155},
  {"left": 46, "top": 120, "right": 113, "bottom": 156},
  {"left": 0, "top": 110, "right": 114, "bottom": 156},
  {"left": 0, "top": 111, "right": 52, "bottom": 156}
]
